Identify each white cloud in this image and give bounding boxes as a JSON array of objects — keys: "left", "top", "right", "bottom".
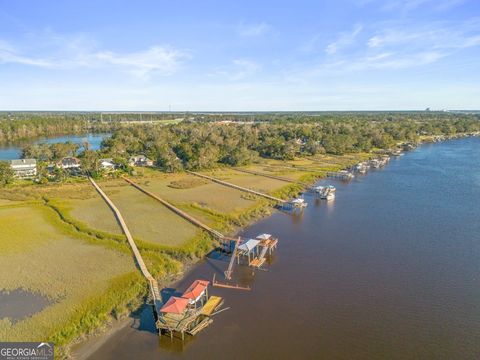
[
  {"left": 238, "top": 22, "right": 271, "bottom": 37},
  {"left": 363, "top": 0, "right": 467, "bottom": 12},
  {"left": 287, "top": 18, "right": 480, "bottom": 84},
  {"left": 325, "top": 24, "right": 363, "bottom": 55},
  {"left": 216, "top": 59, "right": 259, "bottom": 81},
  {"left": 0, "top": 34, "right": 188, "bottom": 79},
  {"left": 95, "top": 46, "right": 186, "bottom": 78},
  {"left": 366, "top": 21, "right": 480, "bottom": 51}
]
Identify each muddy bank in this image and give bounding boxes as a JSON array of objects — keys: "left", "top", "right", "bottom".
[{"left": 0, "top": 289, "right": 52, "bottom": 323}]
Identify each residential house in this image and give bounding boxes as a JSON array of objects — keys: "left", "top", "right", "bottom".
[
  {"left": 128, "top": 155, "right": 153, "bottom": 167},
  {"left": 10, "top": 159, "right": 37, "bottom": 179},
  {"left": 99, "top": 158, "right": 115, "bottom": 170},
  {"left": 57, "top": 157, "right": 81, "bottom": 169}
]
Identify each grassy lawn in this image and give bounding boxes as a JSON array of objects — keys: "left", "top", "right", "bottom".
[{"left": 0, "top": 204, "right": 139, "bottom": 344}]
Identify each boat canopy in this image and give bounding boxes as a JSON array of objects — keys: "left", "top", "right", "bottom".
[
  {"left": 238, "top": 239, "right": 261, "bottom": 252},
  {"left": 182, "top": 280, "right": 210, "bottom": 304},
  {"left": 256, "top": 233, "right": 272, "bottom": 240},
  {"left": 160, "top": 296, "right": 189, "bottom": 314},
  {"left": 291, "top": 198, "right": 305, "bottom": 204}
]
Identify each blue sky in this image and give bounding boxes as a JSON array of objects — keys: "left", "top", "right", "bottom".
[{"left": 0, "top": 0, "right": 479, "bottom": 111}]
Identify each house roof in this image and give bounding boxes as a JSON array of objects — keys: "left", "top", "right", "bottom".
[
  {"left": 182, "top": 280, "right": 209, "bottom": 302},
  {"left": 60, "top": 157, "right": 80, "bottom": 165},
  {"left": 160, "top": 296, "right": 189, "bottom": 314},
  {"left": 238, "top": 239, "right": 260, "bottom": 252},
  {"left": 10, "top": 159, "right": 36, "bottom": 166}
]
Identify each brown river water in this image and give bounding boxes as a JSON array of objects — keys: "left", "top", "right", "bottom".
[{"left": 83, "top": 137, "right": 480, "bottom": 360}]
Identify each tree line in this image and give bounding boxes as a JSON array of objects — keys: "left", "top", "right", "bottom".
[
  {"left": 100, "top": 114, "right": 480, "bottom": 172},
  {"left": 1, "top": 112, "right": 479, "bottom": 184}
]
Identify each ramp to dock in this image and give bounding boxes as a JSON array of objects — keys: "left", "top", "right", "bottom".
[
  {"left": 224, "top": 239, "right": 239, "bottom": 280},
  {"left": 186, "top": 170, "right": 287, "bottom": 204},
  {"left": 88, "top": 177, "right": 162, "bottom": 316}
]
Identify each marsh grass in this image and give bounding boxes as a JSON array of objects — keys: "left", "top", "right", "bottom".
[
  {"left": 167, "top": 178, "right": 208, "bottom": 189},
  {"left": 0, "top": 203, "right": 142, "bottom": 350}
]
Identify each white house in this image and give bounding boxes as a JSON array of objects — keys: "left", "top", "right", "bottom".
[
  {"left": 99, "top": 158, "right": 115, "bottom": 170},
  {"left": 10, "top": 159, "right": 37, "bottom": 179}
]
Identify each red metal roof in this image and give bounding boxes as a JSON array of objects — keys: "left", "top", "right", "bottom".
[
  {"left": 182, "top": 280, "right": 209, "bottom": 301},
  {"left": 160, "top": 296, "right": 189, "bottom": 314}
]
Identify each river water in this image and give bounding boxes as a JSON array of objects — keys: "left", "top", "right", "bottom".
[
  {"left": 0, "top": 133, "right": 109, "bottom": 160},
  {"left": 85, "top": 137, "right": 480, "bottom": 360}
]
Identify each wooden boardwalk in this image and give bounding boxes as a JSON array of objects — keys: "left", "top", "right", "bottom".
[
  {"left": 185, "top": 170, "right": 287, "bottom": 204},
  {"left": 88, "top": 177, "right": 163, "bottom": 317},
  {"left": 232, "top": 167, "right": 310, "bottom": 188},
  {"left": 264, "top": 163, "right": 328, "bottom": 176}
]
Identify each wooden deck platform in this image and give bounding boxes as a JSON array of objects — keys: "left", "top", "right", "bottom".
[{"left": 249, "top": 257, "right": 266, "bottom": 268}]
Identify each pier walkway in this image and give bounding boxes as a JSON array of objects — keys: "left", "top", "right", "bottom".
[
  {"left": 185, "top": 170, "right": 287, "bottom": 204},
  {"left": 261, "top": 163, "right": 328, "bottom": 178},
  {"left": 232, "top": 167, "right": 310, "bottom": 188},
  {"left": 88, "top": 177, "right": 163, "bottom": 316}
]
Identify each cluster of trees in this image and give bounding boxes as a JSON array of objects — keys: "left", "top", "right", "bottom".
[
  {"left": 0, "top": 112, "right": 188, "bottom": 144},
  {"left": 0, "top": 116, "right": 116, "bottom": 144},
  {"left": 0, "top": 161, "right": 14, "bottom": 185},
  {"left": 100, "top": 114, "right": 480, "bottom": 171}
]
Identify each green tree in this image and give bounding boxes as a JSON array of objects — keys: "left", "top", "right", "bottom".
[{"left": 0, "top": 161, "right": 14, "bottom": 186}]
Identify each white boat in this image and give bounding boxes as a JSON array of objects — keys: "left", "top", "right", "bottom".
[
  {"left": 290, "top": 198, "right": 308, "bottom": 208},
  {"left": 325, "top": 192, "right": 335, "bottom": 201}
]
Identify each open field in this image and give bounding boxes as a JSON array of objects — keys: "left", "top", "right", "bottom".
[{"left": 0, "top": 203, "right": 141, "bottom": 346}]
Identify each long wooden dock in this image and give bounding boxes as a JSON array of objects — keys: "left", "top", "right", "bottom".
[
  {"left": 88, "top": 177, "right": 163, "bottom": 317},
  {"left": 232, "top": 167, "right": 310, "bottom": 188},
  {"left": 260, "top": 163, "right": 328, "bottom": 178},
  {"left": 185, "top": 170, "right": 287, "bottom": 204}
]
